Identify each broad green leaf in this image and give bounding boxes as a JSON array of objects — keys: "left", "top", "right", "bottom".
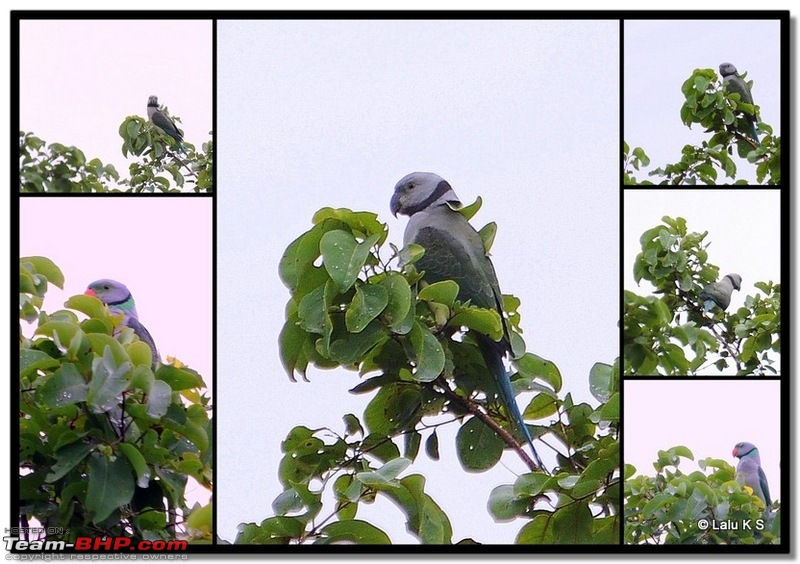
[
  {"left": 65, "top": 294, "right": 108, "bottom": 319},
  {"left": 146, "top": 380, "right": 172, "bottom": 418},
  {"left": 450, "top": 306, "right": 503, "bottom": 341},
  {"left": 119, "top": 443, "right": 150, "bottom": 488},
  {"left": 456, "top": 416, "right": 504, "bottom": 472},
  {"left": 379, "top": 273, "right": 412, "bottom": 330},
  {"left": 20, "top": 256, "right": 65, "bottom": 289},
  {"left": 487, "top": 484, "right": 528, "bottom": 522},
  {"left": 515, "top": 353, "right": 562, "bottom": 392},
  {"left": 588, "top": 362, "right": 614, "bottom": 403},
  {"left": 318, "top": 520, "right": 391, "bottom": 545},
  {"left": 346, "top": 283, "right": 389, "bottom": 333},
  {"left": 236, "top": 517, "right": 304, "bottom": 544},
  {"left": 155, "top": 364, "right": 205, "bottom": 390},
  {"left": 320, "top": 230, "right": 379, "bottom": 293},
  {"left": 552, "top": 501, "right": 593, "bottom": 544},
  {"left": 406, "top": 321, "right": 445, "bottom": 382},
  {"left": 86, "top": 453, "right": 135, "bottom": 523},
  {"left": 46, "top": 442, "right": 93, "bottom": 483},
  {"left": 87, "top": 346, "right": 130, "bottom": 414},
  {"left": 478, "top": 221, "right": 497, "bottom": 253},
  {"left": 418, "top": 280, "right": 459, "bottom": 308},
  {"left": 36, "top": 363, "right": 88, "bottom": 407}
]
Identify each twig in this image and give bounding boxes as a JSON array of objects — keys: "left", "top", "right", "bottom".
[{"left": 432, "top": 376, "right": 542, "bottom": 472}]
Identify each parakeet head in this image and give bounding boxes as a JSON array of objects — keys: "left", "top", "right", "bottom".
[
  {"left": 719, "top": 62, "right": 739, "bottom": 78},
  {"left": 85, "top": 279, "right": 135, "bottom": 310},
  {"left": 147, "top": 95, "right": 159, "bottom": 108},
  {"left": 732, "top": 441, "right": 759, "bottom": 461},
  {"left": 390, "top": 171, "right": 460, "bottom": 217}
]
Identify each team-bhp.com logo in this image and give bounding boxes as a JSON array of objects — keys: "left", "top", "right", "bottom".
[{"left": 4, "top": 532, "right": 187, "bottom": 552}]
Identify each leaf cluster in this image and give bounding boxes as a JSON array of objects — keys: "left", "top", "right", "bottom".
[
  {"left": 624, "top": 67, "right": 779, "bottom": 185},
  {"left": 625, "top": 446, "right": 780, "bottom": 544},
  {"left": 262, "top": 207, "right": 621, "bottom": 544},
  {"left": 19, "top": 257, "right": 213, "bottom": 543},
  {"left": 624, "top": 217, "right": 780, "bottom": 375}
]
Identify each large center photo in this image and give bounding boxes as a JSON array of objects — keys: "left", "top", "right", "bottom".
[{"left": 216, "top": 18, "right": 620, "bottom": 546}]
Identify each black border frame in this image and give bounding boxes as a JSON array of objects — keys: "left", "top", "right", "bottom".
[{"left": 10, "top": 9, "right": 790, "bottom": 554}]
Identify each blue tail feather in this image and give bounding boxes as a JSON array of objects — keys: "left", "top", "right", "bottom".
[{"left": 478, "top": 337, "right": 544, "bottom": 469}]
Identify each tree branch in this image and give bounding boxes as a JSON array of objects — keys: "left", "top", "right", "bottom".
[{"left": 432, "top": 376, "right": 543, "bottom": 473}]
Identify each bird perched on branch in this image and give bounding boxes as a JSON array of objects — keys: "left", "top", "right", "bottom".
[
  {"left": 732, "top": 441, "right": 771, "bottom": 508},
  {"left": 85, "top": 279, "right": 159, "bottom": 369},
  {"left": 147, "top": 95, "right": 186, "bottom": 153},
  {"left": 699, "top": 273, "right": 742, "bottom": 312},
  {"left": 390, "top": 171, "right": 543, "bottom": 469},
  {"left": 719, "top": 63, "right": 760, "bottom": 144}
]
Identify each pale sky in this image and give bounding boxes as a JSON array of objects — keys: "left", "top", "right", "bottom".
[
  {"left": 18, "top": 19, "right": 213, "bottom": 191},
  {"left": 217, "top": 19, "right": 619, "bottom": 544},
  {"left": 624, "top": 19, "right": 782, "bottom": 185}
]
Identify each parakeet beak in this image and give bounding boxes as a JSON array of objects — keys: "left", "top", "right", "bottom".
[
  {"left": 389, "top": 193, "right": 401, "bottom": 217},
  {"left": 84, "top": 288, "right": 97, "bottom": 297}
]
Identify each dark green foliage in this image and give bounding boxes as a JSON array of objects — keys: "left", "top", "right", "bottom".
[
  {"left": 19, "top": 257, "right": 213, "bottom": 542},
  {"left": 624, "top": 217, "right": 780, "bottom": 376},
  {"left": 19, "top": 112, "right": 212, "bottom": 193}
]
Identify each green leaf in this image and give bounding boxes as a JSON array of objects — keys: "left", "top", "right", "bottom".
[
  {"left": 425, "top": 430, "right": 440, "bottom": 461},
  {"left": 522, "top": 394, "right": 558, "bottom": 420},
  {"left": 346, "top": 283, "right": 389, "bottom": 333},
  {"left": 451, "top": 196, "right": 482, "bottom": 220},
  {"left": 406, "top": 321, "right": 445, "bottom": 382},
  {"left": 487, "top": 484, "right": 528, "bottom": 521},
  {"left": 515, "top": 353, "right": 562, "bottom": 392},
  {"left": 598, "top": 392, "right": 620, "bottom": 422},
  {"left": 87, "top": 346, "right": 130, "bottom": 414},
  {"left": 456, "top": 416, "right": 504, "bottom": 472},
  {"left": 418, "top": 280, "right": 459, "bottom": 308},
  {"left": 379, "top": 273, "right": 412, "bottom": 330},
  {"left": 449, "top": 306, "right": 503, "bottom": 341},
  {"left": 20, "top": 256, "right": 65, "bottom": 289},
  {"left": 478, "top": 221, "right": 497, "bottom": 253},
  {"left": 19, "top": 349, "right": 59, "bottom": 379},
  {"left": 318, "top": 520, "right": 391, "bottom": 545},
  {"left": 552, "top": 501, "right": 593, "bottom": 544},
  {"left": 320, "top": 230, "right": 380, "bottom": 293},
  {"left": 155, "top": 364, "right": 205, "bottom": 391},
  {"left": 236, "top": 517, "right": 304, "bottom": 544},
  {"left": 588, "top": 362, "right": 614, "bottom": 403},
  {"left": 46, "top": 442, "right": 93, "bottom": 482},
  {"left": 516, "top": 513, "right": 554, "bottom": 544},
  {"left": 65, "top": 294, "right": 109, "bottom": 321},
  {"left": 36, "top": 363, "right": 88, "bottom": 407},
  {"left": 146, "top": 379, "right": 172, "bottom": 418},
  {"left": 118, "top": 443, "right": 151, "bottom": 488},
  {"left": 85, "top": 453, "right": 135, "bottom": 523}
]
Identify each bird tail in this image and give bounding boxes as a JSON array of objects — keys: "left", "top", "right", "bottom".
[
  {"left": 751, "top": 121, "right": 760, "bottom": 144},
  {"left": 477, "top": 336, "right": 544, "bottom": 469}
]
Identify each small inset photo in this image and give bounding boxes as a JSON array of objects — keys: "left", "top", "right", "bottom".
[
  {"left": 624, "top": 380, "right": 781, "bottom": 545},
  {"left": 623, "top": 19, "right": 780, "bottom": 185},
  {"left": 623, "top": 189, "right": 780, "bottom": 376},
  {"left": 18, "top": 19, "right": 213, "bottom": 193}
]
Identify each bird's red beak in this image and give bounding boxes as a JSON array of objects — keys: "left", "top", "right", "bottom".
[
  {"left": 84, "top": 288, "right": 97, "bottom": 297},
  {"left": 731, "top": 447, "right": 737, "bottom": 457}
]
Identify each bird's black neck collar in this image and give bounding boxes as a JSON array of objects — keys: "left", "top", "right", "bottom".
[{"left": 405, "top": 180, "right": 457, "bottom": 216}]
